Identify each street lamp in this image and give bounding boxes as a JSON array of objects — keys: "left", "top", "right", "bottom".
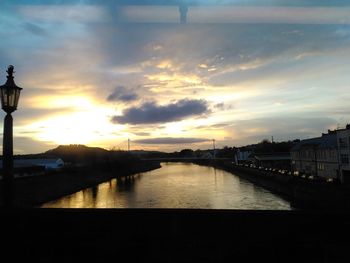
[{"left": 0, "top": 65, "right": 22, "bottom": 207}]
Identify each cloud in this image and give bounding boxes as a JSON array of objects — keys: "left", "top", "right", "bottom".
[
  {"left": 18, "top": 5, "right": 105, "bottom": 23},
  {"left": 188, "top": 6, "right": 350, "bottom": 24},
  {"left": 106, "top": 86, "right": 138, "bottom": 102},
  {"left": 22, "top": 22, "right": 47, "bottom": 36},
  {"left": 132, "top": 132, "right": 151, "bottom": 136},
  {"left": 213, "top": 102, "right": 233, "bottom": 111},
  {"left": 229, "top": 116, "right": 337, "bottom": 145},
  {"left": 3, "top": 1, "right": 350, "bottom": 152},
  {"left": 9, "top": 107, "right": 73, "bottom": 126},
  {"left": 134, "top": 137, "right": 210, "bottom": 145},
  {"left": 112, "top": 99, "right": 209, "bottom": 124},
  {"left": 11, "top": 136, "right": 56, "bottom": 155},
  {"left": 195, "top": 123, "right": 232, "bottom": 130}
]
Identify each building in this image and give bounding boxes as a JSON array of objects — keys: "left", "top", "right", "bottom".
[
  {"left": 14, "top": 159, "right": 64, "bottom": 171},
  {"left": 253, "top": 153, "right": 291, "bottom": 170},
  {"left": 199, "top": 151, "right": 213, "bottom": 159},
  {"left": 0, "top": 158, "right": 64, "bottom": 178},
  {"left": 336, "top": 125, "right": 350, "bottom": 183},
  {"left": 291, "top": 131, "right": 339, "bottom": 180},
  {"left": 236, "top": 147, "right": 253, "bottom": 162}
]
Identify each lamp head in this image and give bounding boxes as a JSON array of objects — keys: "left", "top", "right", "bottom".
[{"left": 0, "top": 65, "right": 22, "bottom": 113}]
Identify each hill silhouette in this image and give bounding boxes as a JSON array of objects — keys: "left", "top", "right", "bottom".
[
  {"left": 45, "top": 144, "right": 108, "bottom": 156},
  {"left": 12, "top": 144, "right": 125, "bottom": 165},
  {"left": 11, "top": 144, "right": 168, "bottom": 164},
  {"left": 44, "top": 144, "right": 144, "bottom": 165},
  {"left": 44, "top": 144, "right": 109, "bottom": 163}
]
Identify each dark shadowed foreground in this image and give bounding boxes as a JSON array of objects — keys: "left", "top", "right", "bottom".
[{"left": 1, "top": 208, "right": 350, "bottom": 262}]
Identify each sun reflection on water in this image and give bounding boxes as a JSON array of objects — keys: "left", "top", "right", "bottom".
[{"left": 42, "top": 162, "right": 291, "bottom": 210}]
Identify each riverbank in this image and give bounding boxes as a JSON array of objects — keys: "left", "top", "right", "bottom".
[
  {"left": 0, "top": 160, "right": 161, "bottom": 207},
  {"left": 192, "top": 159, "right": 350, "bottom": 210}
]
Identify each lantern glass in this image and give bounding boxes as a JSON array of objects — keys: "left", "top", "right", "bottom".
[
  {"left": 14, "top": 87, "right": 21, "bottom": 109},
  {"left": 0, "top": 86, "right": 22, "bottom": 113}
]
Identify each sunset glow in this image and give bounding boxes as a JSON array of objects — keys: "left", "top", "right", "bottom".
[{"left": 1, "top": 1, "right": 350, "bottom": 153}]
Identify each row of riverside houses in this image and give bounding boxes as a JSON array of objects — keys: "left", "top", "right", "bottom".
[
  {"left": 234, "top": 124, "right": 350, "bottom": 184},
  {"left": 291, "top": 124, "right": 350, "bottom": 184},
  {"left": 234, "top": 141, "right": 295, "bottom": 171}
]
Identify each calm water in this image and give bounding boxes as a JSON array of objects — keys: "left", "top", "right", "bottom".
[{"left": 42, "top": 162, "right": 291, "bottom": 209}]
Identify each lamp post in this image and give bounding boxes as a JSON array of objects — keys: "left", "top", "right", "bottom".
[{"left": 0, "top": 65, "right": 22, "bottom": 207}]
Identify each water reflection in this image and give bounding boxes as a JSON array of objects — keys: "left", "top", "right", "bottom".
[
  {"left": 116, "top": 174, "right": 144, "bottom": 194},
  {"left": 91, "top": 185, "right": 98, "bottom": 200},
  {"left": 42, "top": 162, "right": 291, "bottom": 210}
]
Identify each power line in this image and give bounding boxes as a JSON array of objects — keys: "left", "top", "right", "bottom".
[{"left": 111, "top": 139, "right": 130, "bottom": 151}]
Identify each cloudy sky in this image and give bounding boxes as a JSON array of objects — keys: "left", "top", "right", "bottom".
[{"left": 1, "top": 0, "right": 350, "bottom": 153}]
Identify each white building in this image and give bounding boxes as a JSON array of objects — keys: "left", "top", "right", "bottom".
[
  {"left": 0, "top": 158, "right": 64, "bottom": 171},
  {"left": 0, "top": 158, "right": 64, "bottom": 179},
  {"left": 236, "top": 147, "right": 253, "bottom": 162}
]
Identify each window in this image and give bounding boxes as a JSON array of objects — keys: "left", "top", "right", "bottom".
[
  {"left": 341, "top": 154, "right": 349, "bottom": 164},
  {"left": 318, "top": 163, "right": 324, "bottom": 171},
  {"left": 339, "top": 138, "right": 347, "bottom": 148}
]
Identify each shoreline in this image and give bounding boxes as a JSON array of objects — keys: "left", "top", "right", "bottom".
[
  {"left": 192, "top": 159, "right": 350, "bottom": 210},
  {"left": 0, "top": 160, "right": 161, "bottom": 207}
]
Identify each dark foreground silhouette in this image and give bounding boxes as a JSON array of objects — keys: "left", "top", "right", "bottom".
[{"left": 1, "top": 208, "right": 350, "bottom": 262}]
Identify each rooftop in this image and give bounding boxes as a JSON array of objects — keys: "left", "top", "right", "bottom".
[{"left": 291, "top": 133, "right": 337, "bottom": 151}]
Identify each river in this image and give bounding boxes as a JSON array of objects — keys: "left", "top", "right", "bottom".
[{"left": 42, "top": 162, "right": 291, "bottom": 209}]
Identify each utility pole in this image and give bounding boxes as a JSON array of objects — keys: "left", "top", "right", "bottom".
[
  {"left": 212, "top": 139, "right": 216, "bottom": 159},
  {"left": 128, "top": 138, "right": 130, "bottom": 152}
]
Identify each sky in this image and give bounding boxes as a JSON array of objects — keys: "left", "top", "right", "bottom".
[{"left": 1, "top": 0, "right": 350, "bottom": 154}]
